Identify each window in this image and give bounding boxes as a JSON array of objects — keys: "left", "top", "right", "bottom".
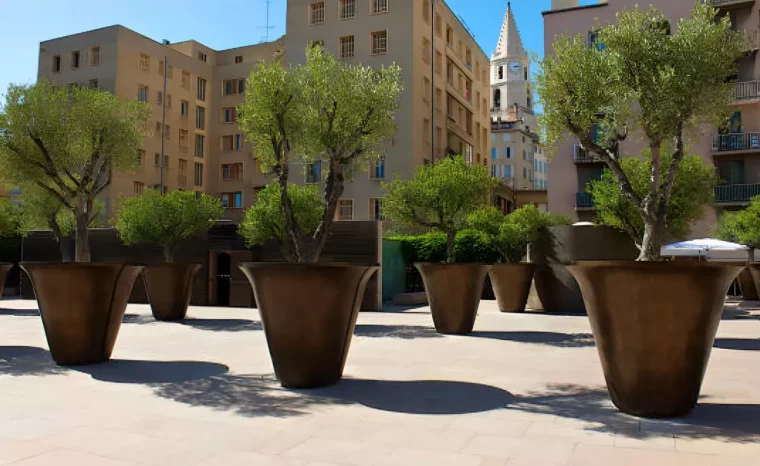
[
  {"left": 372, "top": 0, "right": 388, "bottom": 14},
  {"left": 138, "top": 149, "right": 146, "bottom": 167},
  {"left": 524, "top": 168, "right": 532, "bottom": 181},
  {"left": 166, "top": 94, "right": 172, "bottom": 108},
  {"left": 221, "top": 135, "right": 235, "bottom": 151},
  {"left": 222, "top": 107, "right": 237, "bottom": 123},
  {"left": 491, "top": 165, "right": 497, "bottom": 177},
  {"left": 194, "top": 163, "right": 204, "bottom": 187},
  {"left": 164, "top": 125, "right": 171, "bottom": 139},
  {"left": 466, "top": 48, "right": 472, "bottom": 67},
  {"left": 179, "top": 129, "right": 189, "bottom": 148},
  {"left": 435, "top": 13, "right": 442, "bottom": 37},
  {"left": 310, "top": 2, "right": 325, "bottom": 24},
  {"left": 163, "top": 155, "right": 169, "bottom": 168},
  {"left": 133, "top": 181, "right": 145, "bottom": 195},
  {"left": 221, "top": 163, "right": 244, "bottom": 181},
  {"left": 370, "top": 157, "right": 385, "bottom": 179},
  {"left": 198, "top": 52, "right": 207, "bottom": 62},
  {"left": 370, "top": 199, "right": 385, "bottom": 221},
  {"left": 238, "top": 79, "right": 245, "bottom": 94},
  {"left": 423, "top": 0, "right": 430, "bottom": 23},
  {"left": 223, "top": 79, "right": 235, "bottom": 95},
  {"left": 159, "top": 60, "right": 165, "bottom": 75},
  {"left": 446, "top": 25, "right": 453, "bottom": 45},
  {"left": 221, "top": 192, "right": 242, "bottom": 208},
  {"left": 90, "top": 47, "right": 101, "bottom": 66},
  {"left": 52, "top": 56, "right": 61, "bottom": 73},
  {"left": 71, "top": 51, "right": 80, "bottom": 69},
  {"left": 178, "top": 159, "right": 188, "bottom": 173},
  {"left": 423, "top": 37, "right": 431, "bottom": 64},
  {"left": 503, "top": 134, "right": 510, "bottom": 142},
  {"left": 339, "top": 36, "right": 355, "bottom": 59},
  {"left": 181, "top": 100, "right": 189, "bottom": 116},
  {"left": 157, "top": 91, "right": 163, "bottom": 106},
  {"left": 182, "top": 71, "right": 190, "bottom": 90},
  {"left": 235, "top": 55, "right": 243, "bottom": 63},
  {"left": 168, "top": 65, "right": 174, "bottom": 79},
  {"left": 423, "top": 77, "right": 430, "bottom": 102},
  {"left": 505, "top": 147, "right": 512, "bottom": 159},
  {"left": 498, "top": 66, "right": 504, "bottom": 80},
  {"left": 140, "top": 54, "right": 150, "bottom": 71},
  {"left": 306, "top": 161, "right": 321, "bottom": 183},
  {"left": 371, "top": 31, "right": 388, "bottom": 55},
  {"left": 491, "top": 148, "right": 497, "bottom": 160},
  {"left": 310, "top": 40, "right": 325, "bottom": 49},
  {"left": 340, "top": 0, "right": 356, "bottom": 19},
  {"left": 195, "top": 134, "right": 205, "bottom": 158},
  {"left": 435, "top": 88, "right": 442, "bottom": 112},
  {"left": 138, "top": 85, "right": 148, "bottom": 103},
  {"left": 88, "top": 79, "right": 99, "bottom": 89},
  {"left": 504, "top": 165, "right": 512, "bottom": 178},
  {"left": 235, "top": 134, "right": 243, "bottom": 150},
  {"left": 196, "top": 106, "right": 205, "bottom": 130},
  {"left": 435, "top": 51, "right": 442, "bottom": 74},
  {"left": 197, "top": 78, "right": 207, "bottom": 101},
  {"left": 337, "top": 199, "right": 354, "bottom": 220}
]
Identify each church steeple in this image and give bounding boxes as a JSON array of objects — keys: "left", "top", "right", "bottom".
[{"left": 492, "top": 2, "right": 525, "bottom": 61}]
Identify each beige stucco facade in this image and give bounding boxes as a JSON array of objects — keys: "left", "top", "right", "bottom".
[
  {"left": 543, "top": 0, "right": 760, "bottom": 237},
  {"left": 285, "top": 0, "right": 491, "bottom": 220},
  {"left": 38, "top": 25, "right": 284, "bottom": 218}
]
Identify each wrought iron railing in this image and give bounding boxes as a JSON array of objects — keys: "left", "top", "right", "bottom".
[
  {"left": 735, "top": 80, "right": 760, "bottom": 101},
  {"left": 714, "top": 184, "right": 760, "bottom": 203},
  {"left": 712, "top": 133, "right": 760, "bottom": 152},
  {"left": 576, "top": 192, "right": 594, "bottom": 208}
]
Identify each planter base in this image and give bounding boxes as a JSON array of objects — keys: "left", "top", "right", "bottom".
[
  {"left": 239, "top": 263, "right": 378, "bottom": 389},
  {"left": 0, "top": 263, "right": 11, "bottom": 297},
  {"left": 489, "top": 264, "right": 535, "bottom": 313},
  {"left": 746, "top": 265, "right": 760, "bottom": 301},
  {"left": 415, "top": 263, "right": 490, "bottom": 334},
  {"left": 144, "top": 264, "right": 202, "bottom": 321},
  {"left": 568, "top": 261, "right": 742, "bottom": 418},
  {"left": 20, "top": 263, "right": 144, "bottom": 366}
]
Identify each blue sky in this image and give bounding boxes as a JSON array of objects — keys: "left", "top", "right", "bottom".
[{"left": 0, "top": 0, "right": 589, "bottom": 93}]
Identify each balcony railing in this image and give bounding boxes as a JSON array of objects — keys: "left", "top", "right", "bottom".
[
  {"left": 735, "top": 80, "right": 760, "bottom": 101},
  {"left": 573, "top": 145, "right": 602, "bottom": 163},
  {"left": 712, "top": 132, "right": 760, "bottom": 152},
  {"left": 744, "top": 29, "right": 760, "bottom": 51},
  {"left": 715, "top": 184, "right": 760, "bottom": 203},
  {"left": 576, "top": 192, "right": 594, "bottom": 208}
]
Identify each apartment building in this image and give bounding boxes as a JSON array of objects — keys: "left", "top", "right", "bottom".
[
  {"left": 544, "top": 0, "right": 760, "bottom": 235},
  {"left": 489, "top": 2, "right": 548, "bottom": 212},
  {"left": 285, "top": 0, "right": 491, "bottom": 221},
  {"left": 37, "top": 26, "right": 283, "bottom": 218}
]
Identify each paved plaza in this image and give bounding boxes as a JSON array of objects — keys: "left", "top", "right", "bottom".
[{"left": 0, "top": 298, "right": 759, "bottom": 465}]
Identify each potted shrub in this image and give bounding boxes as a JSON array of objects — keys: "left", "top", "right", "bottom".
[
  {"left": 538, "top": 3, "right": 744, "bottom": 417},
  {"left": 0, "top": 81, "right": 151, "bottom": 365},
  {"left": 383, "top": 155, "right": 496, "bottom": 334},
  {"left": 115, "top": 189, "right": 223, "bottom": 321},
  {"left": 236, "top": 46, "right": 401, "bottom": 388},
  {"left": 469, "top": 205, "right": 565, "bottom": 313},
  {"left": 713, "top": 197, "right": 760, "bottom": 297},
  {"left": 0, "top": 198, "right": 20, "bottom": 296}
]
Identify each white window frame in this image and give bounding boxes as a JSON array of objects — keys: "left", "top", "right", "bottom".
[
  {"left": 139, "top": 54, "right": 150, "bottom": 71},
  {"left": 369, "top": 157, "right": 385, "bottom": 180},
  {"left": 371, "top": 30, "right": 388, "bottom": 55},
  {"left": 90, "top": 47, "right": 101, "bottom": 66},
  {"left": 337, "top": 199, "right": 354, "bottom": 221},
  {"left": 310, "top": 1, "right": 325, "bottom": 24},
  {"left": 371, "top": 0, "right": 388, "bottom": 14},
  {"left": 137, "top": 85, "right": 148, "bottom": 103},
  {"left": 340, "top": 0, "right": 356, "bottom": 20},
  {"left": 339, "top": 36, "right": 355, "bottom": 59}
]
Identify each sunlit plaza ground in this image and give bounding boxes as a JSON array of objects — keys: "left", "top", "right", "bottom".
[{"left": 0, "top": 298, "right": 759, "bottom": 465}]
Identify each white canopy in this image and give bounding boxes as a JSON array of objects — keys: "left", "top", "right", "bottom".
[{"left": 661, "top": 238, "right": 753, "bottom": 261}]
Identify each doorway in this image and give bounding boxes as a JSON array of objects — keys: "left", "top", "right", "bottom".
[{"left": 216, "top": 252, "right": 231, "bottom": 306}]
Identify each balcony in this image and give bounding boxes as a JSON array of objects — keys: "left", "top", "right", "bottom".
[
  {"left": 744, "top": 29, "right": 760, "bottom": 52},
  {"left": 714, "top": 183, "right": 760, "bottom": 204},
  {"left": 734, "top": 80, "right": 760, "bottom": 102},
  {"left": 712, "top": 0, "right": 755, "bottom": 9},
  {"left": 573, "top": 145, "right": 603, "bottom": 163},
  {"left": 712, "top": 132, "right": 760, "bottom": 153},
  {"left": 576, "top": 192, "right": 594, "bottom": 209}
]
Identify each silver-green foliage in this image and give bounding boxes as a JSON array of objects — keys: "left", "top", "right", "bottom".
[
  {"left": 713, "top": 196, "right": 760, "bottom": 249},
  {"left": 238, "top": 182, "right": 324, "bottom": 252},
  {"left": 238, "top": 45, "right": 402, "bottom": 263},
  {"left": 382, "top": 155, "right": 496, "bottom": 263},
  {"left": 115, "top": 189, "right": 223, "bottom": 263},
  {"left": 0, "top": 80, "right": 152, "bottom": 262}
]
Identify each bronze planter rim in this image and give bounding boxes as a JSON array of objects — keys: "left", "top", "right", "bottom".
[
  {"left": 568, "top": 261, "right": 743, "bottom": 418},
  {"left": 240, "top": 262, "right": 380, "bottom": 268}
]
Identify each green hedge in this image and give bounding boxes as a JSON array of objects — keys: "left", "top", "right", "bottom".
[{"left": 386, "top": 230, "right": 500, "bottom": 264}]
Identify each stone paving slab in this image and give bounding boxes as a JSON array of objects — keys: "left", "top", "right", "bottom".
[{"left": 0, "top": 298, "right": 759, "bottom": 465}]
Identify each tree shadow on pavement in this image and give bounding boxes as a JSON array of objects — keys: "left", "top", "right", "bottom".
[
  {"left": 176, "top": 319, "right": 263, "bottom": 332},
  {"left": 470, "top": 331, "right": 595, "bottom": 348},
  {"left": 509, "top": 383, "right": 760, "bottom": 441},
  {"left": 721, "top": 306, "right": 760, "bottom": 321},
  {"left": 73, "top": 359, "right": 230, "bottom": 384},
  {"left": 0, "top": 307, "right": 39, "bottom": 317},
  {"left": 0, "top": 346, "right": 67, "bottom": 376},
  {"left": 354, "top": 324, "right": 442, "bottom": 339}
]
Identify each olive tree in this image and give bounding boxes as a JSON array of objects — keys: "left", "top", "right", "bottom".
[
  {"left": 537, "top": 3, "right": 743, "bottom": 260},
  {"left": 0, "top": 81, "right": 151, "bottom": 262},
  {"left": 382, "top": 155, "right": 496, "bottom": 263},
  {"left": 588, "top": 154, "right": 717, "bottom": 247},
  {"left": 0, "top": 198, "right": 20, "bottom": 239},
  {"left": 114, "top": 189, "right": 223, "bottom": 263},
  {"left": 238, "top": 46, "right": 401, "bottom": 263}
]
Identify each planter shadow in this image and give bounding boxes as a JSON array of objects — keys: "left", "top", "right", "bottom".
[
  {"left": 470, "top": 331, "right": 595, "bottom": 348},
  {"left": 0, "top": 346, "right": 66, "bottom": 376},
  {"left": 312, "top": 379, "right": 514, "bottom": 415},
  {"left": 511, "top": 383, "right": 760, "bottom": 441},
  {"left": 354, "top": 324, "right": 443, "bottom": 339},
  {"left": 713, "top": 338, "right": 760, "bottom": 351},
  {"left": 721, "top": 307, "right": 760, "bottom": 321},
  {"left": 176, "top": 318, "right": 263, "bottom": 332},
  {"left": 0, "top": 307, "right": 39, "bottom": 317},
  {"left": 72, "top": 359, "right": 229, "bottom": 384}
]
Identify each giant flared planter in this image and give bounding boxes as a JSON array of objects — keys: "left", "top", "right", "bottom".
[
  {"left": 0, "top": 263, "right": 12, "bottom": 297},
  {"left": 414, "top": 263, "right": 490, "bottom": 334},
  {"left": 20, "top": 263, "right": 144, "bottom": 366},
  {"left": 143, "top": 263, "right": 202, "bottom": 321},
  {"left": 567, "top": 262, "right": 743, "bottom": 418},
  {"left": 239, "top": 262, "right": 378, "bottom": 389},
  {"left": 489, "top": 263, "right": 535, "bottom": 313}
]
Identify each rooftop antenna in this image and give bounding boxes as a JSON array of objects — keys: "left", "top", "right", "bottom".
[{"left": 259, "top": 0, "right": 276, "bottom": 43}]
